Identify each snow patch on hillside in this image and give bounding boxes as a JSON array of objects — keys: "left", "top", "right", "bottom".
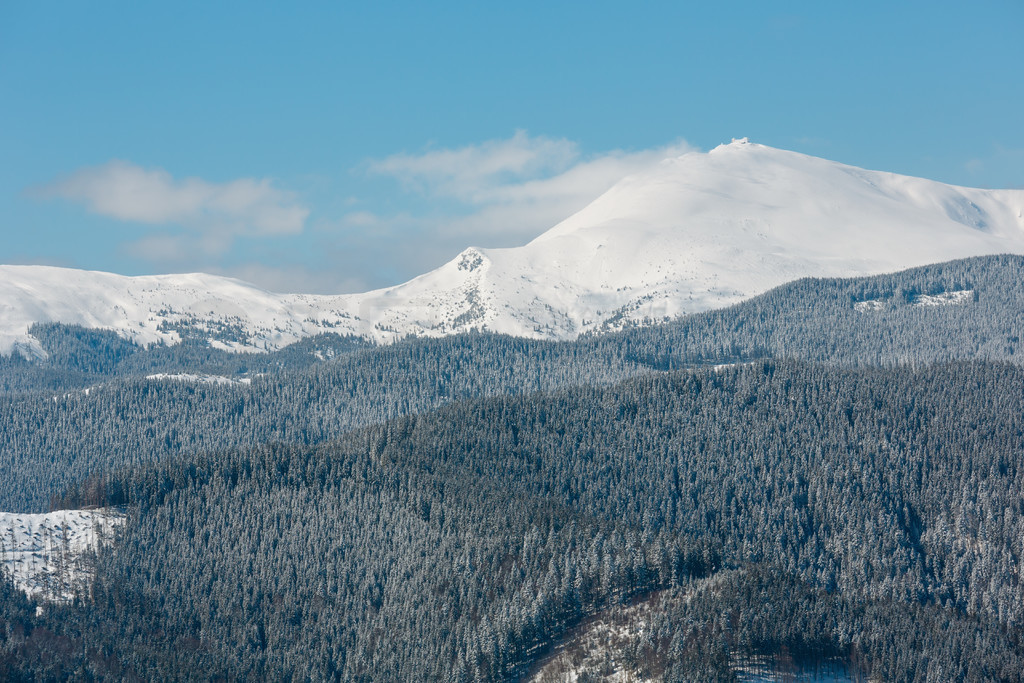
[
  {"left": 527, "top": 587, "right": 853, "bottom": 682},
  {"left": 912, "top": 289, "right": 973, "bottom": 306},
  {"left": 0, "top": 509, "right": 124, "bottom": 602},
  {"left": 855, "top": 289, "right": 974, "bottom": 312},
  {"left": 528, "top": 592, "right": 663, "bottom": 682},
  {"left": 146, "top": 373, "right": 251, "bottom": 385},
  {"left": 854, "top": 299, "right": 888, "bottom": 312}
]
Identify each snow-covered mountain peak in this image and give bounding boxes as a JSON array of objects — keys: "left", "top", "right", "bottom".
[
  {"left": 4, "top": 142, "right": 1024, "bottom": 354},
  {"left": 712, "top": 136, "right": 752, "bottom": 150}
]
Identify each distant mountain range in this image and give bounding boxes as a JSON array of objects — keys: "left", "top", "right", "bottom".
[{"left": 4, "top": 138, "right": 1024, "bottom": 356}]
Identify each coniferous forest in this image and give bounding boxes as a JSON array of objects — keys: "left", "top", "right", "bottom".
[{"left": 5, "top": 255, "right": 1024, "bottom": 680}]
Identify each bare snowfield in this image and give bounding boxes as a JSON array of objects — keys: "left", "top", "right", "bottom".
[
  {"left": 145, "top": 372, "right": 252, "bottom": 385},
  {"left": 854, "top": 288, "right": 975, "bottom": 312},
  {"left": 0, "top": 509, "right": 125, "bottom": 601}
]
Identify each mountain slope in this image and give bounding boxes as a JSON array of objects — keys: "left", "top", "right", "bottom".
[
  {"left": 7, "top": 254, "right": 1024, "bottom": 511},
  {"left": 3, "top": 139, "right": 1024, "bottom": 355}
]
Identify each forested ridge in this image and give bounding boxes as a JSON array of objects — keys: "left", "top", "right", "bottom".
[
  {"left": 6, "top": 362, "right": 1024, "bottom": 679},
  {"left": 4, "top": 256, "right": 1024, "bottom": 680},
  {"left": 5, "top": 254, "right": 1024, "bottom": 512},
  {"left": 7, "top": 254, "right": 1024, "bottom": 393}
]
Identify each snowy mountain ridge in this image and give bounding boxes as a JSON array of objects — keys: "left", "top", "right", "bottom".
[{"left": 3, "top": 139, "right": 1024, "bottom": 356}]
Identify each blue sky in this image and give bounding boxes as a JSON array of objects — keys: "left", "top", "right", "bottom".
[{"left": 2, "top": 1, "right": 1022, "bottom": 293}]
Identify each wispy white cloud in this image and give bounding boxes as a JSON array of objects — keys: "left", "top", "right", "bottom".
[
  {"left": 31, "top": 135, "right": 695, "bottom": 294},
  {"left": 36, "top": 161, "right": 309, "bottom": 242},
  {"left": 368, "top": 130, "right": 580, "bottom": 204},
  {"left": 121, "top": 234, "right": 193, "bottom": 263},
  {"left": 963, "top": 144, "right": 1024, "bottom": 188},
  {"left": 965, "top": 158, "right": 985, "bottom": 176},
  {"left": 365, "top": 131, "right": 695, "bottom": 244}
]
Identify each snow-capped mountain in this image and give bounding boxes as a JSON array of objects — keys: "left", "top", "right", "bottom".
[{"left": 4, "top": 139, "right": 1024, "bottom": 356}]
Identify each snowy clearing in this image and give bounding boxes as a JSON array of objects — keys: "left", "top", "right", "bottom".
[
  {"left": 855, "top": 289, "right": 974, "bottom": 313},
  {"left": 146, "top": 373, "right": 252, "bottom": 385},
  {"left": 911, "top": 289, "right": 974, "bottom": 306},
  {"left": 0, "top": 509, "right": 125, "bottom": 602}
]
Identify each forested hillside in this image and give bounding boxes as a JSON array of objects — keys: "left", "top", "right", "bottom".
[
  {"left": 0, "top": 325, "right": 370, "bottom": 395},
  {"left": 5, "top": 255, "right": 1024, "bottom": 511},
  {"left": 4, "top": 256, "right": 1024, "bottom": 680},
  {"left": 604, "top": 253, "right": 1024, "bottom": 368},
  {"left": 7, "top": 254, "right": 1024, "bottom": 394},
  {"left": 5, "top": 361, "right": 1024, "bottom": 679}
]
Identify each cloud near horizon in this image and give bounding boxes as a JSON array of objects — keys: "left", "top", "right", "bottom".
[
  {"left": 363, "top": 131, "right": 696, "bottom": 244},
  {"left": 27, "top": 135, "right": 696, "bottom": 294},
  {"left": 35, "top": 161, "right": 309, "bottom": 257}
]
